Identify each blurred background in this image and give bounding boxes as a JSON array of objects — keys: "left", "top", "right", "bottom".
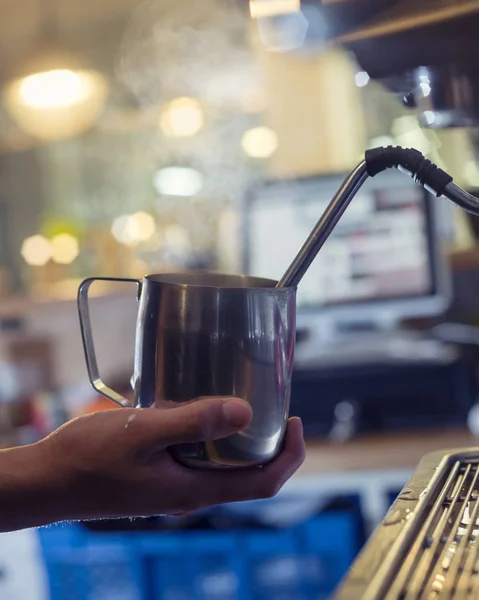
[{"left": 5, "top": 0, "right": 479, "bottom": 598}]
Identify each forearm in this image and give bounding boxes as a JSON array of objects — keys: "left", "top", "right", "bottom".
[{"left": 0, "top": 443, "right": 68, "bottom": 532}]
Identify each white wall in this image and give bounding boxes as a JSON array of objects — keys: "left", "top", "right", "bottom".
[{"left": 26, "top": 292, "right": 138, "bottom": 391}]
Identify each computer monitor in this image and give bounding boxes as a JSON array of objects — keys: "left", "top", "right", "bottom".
[{"left": 242, "top": 169, "right": 451, "bottom": 342}]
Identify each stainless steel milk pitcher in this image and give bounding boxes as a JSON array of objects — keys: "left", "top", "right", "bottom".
[{"left": 78, "top": 272, "right": 297, "bottom": 469}]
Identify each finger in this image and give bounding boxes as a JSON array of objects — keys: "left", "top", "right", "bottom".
[
  {"left": 193, "top": 417, "right": 305, "bottom": 507},
  {"left": 130, "top": 397, "right": 253, "bottom": 451}
]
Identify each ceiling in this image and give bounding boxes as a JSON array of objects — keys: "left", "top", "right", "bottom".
[
  {"left": 0, "top": 0, "right": 144, "bottom": 80},
  {"left": 0, "top": 0, "right": 254, "bottom": 89},
  {"left": 0, "top": 0, "right": 257, "bottom": 151}
]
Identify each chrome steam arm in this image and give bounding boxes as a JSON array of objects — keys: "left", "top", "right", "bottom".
[{"left": 277, "top": 146, "right": 479, "bottom": 289}]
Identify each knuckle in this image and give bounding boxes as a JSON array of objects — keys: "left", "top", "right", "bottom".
[
  {"left": 193, "top": 399, "right": 225, "bottom": 438},
  {"left": 185, "top": 404, "right": 209, "bottom": 438}
]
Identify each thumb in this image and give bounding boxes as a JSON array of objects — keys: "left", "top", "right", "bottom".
[{"left": 133, "top": 397, "right": 253, "bottom": 451}]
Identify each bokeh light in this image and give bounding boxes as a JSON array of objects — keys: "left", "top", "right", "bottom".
[
  {"left": 250, "top": 0, "right": 300, "bottom": 18},
  {"left": 111, "top": 212, "right": 156, "bottom": 246},
  {"left": 159, "top": 97, "right": 205, "bottom": 138},
  {"left": 355, "top": 71, "right": 370, "bottom": 88},
  {"left": 153, "top": 167, "right": 204, "bottom": 197},
  {"left": 18, "top": 69, "right": 95, "bottom": 109},
  {"left": 51, "top": 233, "right": 80, "bottom": 265},
  {"left": 241, "top": 126, "right": 278, "bottom": 158},
  {"left": 21, "top": 235, "right": 52, "bottom": 266}
]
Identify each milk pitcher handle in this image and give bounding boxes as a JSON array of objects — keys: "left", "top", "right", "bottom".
[{"left": 78, "top": 277, "right": 142, "bottom": 407}]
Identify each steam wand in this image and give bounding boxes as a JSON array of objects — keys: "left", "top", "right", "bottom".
[{"left": 277, "top": 146, "right": 479, "bottom": 289}]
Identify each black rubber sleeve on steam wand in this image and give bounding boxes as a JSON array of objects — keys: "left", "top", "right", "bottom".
[{"left": 365, "top": 146, "right": 453, "bottom": 197}]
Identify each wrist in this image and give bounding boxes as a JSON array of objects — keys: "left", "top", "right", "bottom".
[{"left": 0, "top": 442, "right": 72, "bottom": 531}]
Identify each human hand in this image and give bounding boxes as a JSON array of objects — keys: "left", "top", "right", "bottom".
[{"left": 32, "top": 398, "right": 305, "bottom": 523}]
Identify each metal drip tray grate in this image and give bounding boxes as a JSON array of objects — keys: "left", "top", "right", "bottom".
[{"left": 335, "top": 449, "right": 479, "bottom": 600}]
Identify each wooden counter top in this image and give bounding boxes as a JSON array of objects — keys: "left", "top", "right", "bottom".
[{"left": 299, "top": 427, "right": 479, "bottom": 476}]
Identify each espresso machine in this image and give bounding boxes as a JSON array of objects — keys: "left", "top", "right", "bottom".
[
  {"left": 324, "top": 0, "right": 479, "bottom": 130},
  {"left": 316, "top": 1, "right": 479, "bottom": 597}
]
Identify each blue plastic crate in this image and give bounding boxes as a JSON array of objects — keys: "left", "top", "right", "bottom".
[
  {"left": 38, "top": 523, "right": 84, "bottom": 548},
  {"left": 240, "top": 512, "right": 361, "bottom": 600},
  {"left": 242, "top": 528, "right": 306, "bottom": 600},
  {"left": 139, "top": 533, "right": 190, "bottom": 600},
  {"left": 141, "top": 531, "right": 244, "bottom": 600},
  {"left": 299, "top": 513, "right": 360, "bottom": 594},
  {"left": 43, "top": 542, "right": 145, "bottom": 600},
  {"left": 187, "top": 532, "right": 245, "bottom": 600},
  {"left": 36, "top": 504, "right": 363, "bottom": 600}
]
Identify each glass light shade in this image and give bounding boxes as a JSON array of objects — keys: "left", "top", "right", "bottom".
[{"left": 3, "top": 68, "right": 108, "bottom": 141}]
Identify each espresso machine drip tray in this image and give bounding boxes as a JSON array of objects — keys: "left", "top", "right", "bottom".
[{"left": 335, "top": 449, "right": 479, "bottom": 599}]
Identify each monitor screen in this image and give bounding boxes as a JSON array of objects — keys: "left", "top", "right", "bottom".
[{"left": 243, "top": 172, "right": 438, "bottom": 310}]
